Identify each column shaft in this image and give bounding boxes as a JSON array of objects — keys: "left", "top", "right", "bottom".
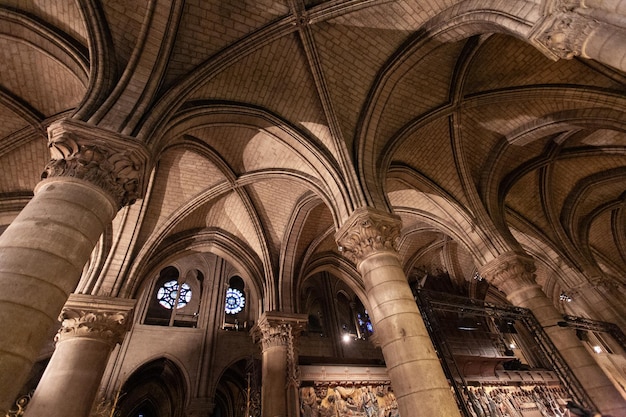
[
  {"left": 509, "top": 285, "right": 626, "bottom": 416},
  {"left": 24, "top": 338, "right": 112, "bottom": 417},
  {"left": 360, "top": 251, "right": 461, "bottom": 417},
  {"left": 336, "top": 208, "right": 461, "bottom": 417},
  {"left": 0, "top": 118, "right": 148, "bottom": 412},
  {"left": 0, "top": 180, "right": 116, "bottom": 411},
  {"left": 252, "top": 312, "right": 307, "bottom": 417},
  {"left": 480, "top": 253, "right": 626, "bottom": 416},
  {"left": 262, "top": 345, "right": 289, "bottom": 417},
  {"left": 23, "top": 294, "right": 134, "bottom": 417}
]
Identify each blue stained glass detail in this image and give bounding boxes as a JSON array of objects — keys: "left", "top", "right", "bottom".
[
  {"left": 157, "top": 280, "right": 192, "bottom": 309},
  {"left": 357, "top": 310, "right": 373, "bottom": 335},
  {"left": 225, "top": 288, "right": 245, "bottom": 314}
]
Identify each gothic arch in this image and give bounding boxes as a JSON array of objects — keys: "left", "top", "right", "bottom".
[{"left": 116, "top": 357, "right": 188, "bottom": 417}]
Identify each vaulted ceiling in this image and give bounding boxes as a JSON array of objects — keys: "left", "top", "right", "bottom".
[{"left": 0, "top": 0, "right": 625, "bottom": 311}]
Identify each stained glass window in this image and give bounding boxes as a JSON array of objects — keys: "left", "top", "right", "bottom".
[
  {"left": 157, "top": 280, "right": 192, "bottom": 309},
  {"left": 225, "top": 288, "right": 245, "bottom": 314},
  {"left": 357, "top": 310, "right": 373, "bottom": 334}
]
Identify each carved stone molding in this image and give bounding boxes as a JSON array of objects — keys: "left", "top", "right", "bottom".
[
  {"left": 251, "top": 312, "right": 307, "bottom": 352},
  {"left": 41, "top": 119, "right": 151, "bottom": 209},
  {"left": 533, "top": 11, "right": 599, "bottom": 60},
  {"left": 550, "top": 0, "right": 581, "bottom": 13},
  {"left": 299, "top": 365, "right": 390, "bottom": 385},
  {"left": 335, "top": 208, "right": 402, "bottom": 265},
  {"left": 55, "top": 294, "right": 136, "bottom": 348},
  {"left": 478, "top": 252, "right": 538, "bottom": 296}
]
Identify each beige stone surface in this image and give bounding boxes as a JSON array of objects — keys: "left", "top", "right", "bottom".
[{"left": 0, "top": 0, "right": 625, "bottom": 415}]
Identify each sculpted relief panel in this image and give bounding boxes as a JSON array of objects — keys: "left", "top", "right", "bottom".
[{"left": 299, "top": 384, "right": 399, "bottom": 417}]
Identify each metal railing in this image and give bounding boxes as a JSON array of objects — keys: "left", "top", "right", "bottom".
[{"left": 415, "top": 290, "right": 595, "bottom": 415}]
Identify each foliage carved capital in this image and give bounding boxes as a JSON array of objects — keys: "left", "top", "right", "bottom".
[
  {"left": 533, "top": 11, "right": 599, "bottom": 60},
  {"left": 41, "top": 119, "right": 151, "bottom": 209},
  {"left": 478, "top": 252, "right": 538, "bottom": 295},
  {"left": 251, "top": 312, "right": 307, "bottom": 352},
  {"left": 551, "top": 0, "right": 581, "bottom": 12},
  {"left": 335, "top": 208, "right": 402, "bottom": 265},
  {"left": 55, "top": 294, "right": 135, "bottom": 347}
]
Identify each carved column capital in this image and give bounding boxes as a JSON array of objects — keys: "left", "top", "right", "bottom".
[
  {"left": 478, "top": 252, "right": 538, "bottom": 295},
  {"left": 335, "top": 208, "right": 402, "bottom": 266},
  {"left": 251, "top": 312, "right": 307, "bottom": 351},
  {"left": 252, "top": 312, "right": 307, "bottom": 393},
  {"left": 55, "top": 294, "right": 136, "bottom": 348},
  {"left": 41, "top": 119, "right": 151, "bottom": 209},
  {"left": 531, "top": 10, "right": 599, "bottom": 60},
  {"left": 550, "top": 0, "right": 581, "bottom": 12}
]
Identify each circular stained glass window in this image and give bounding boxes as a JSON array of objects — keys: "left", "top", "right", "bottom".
[
  {"left": 157, "top": 280, "right": 192, "bottom": 309},
  {"left": 225, "top": 288, "right": 245, "bottom": 314}
]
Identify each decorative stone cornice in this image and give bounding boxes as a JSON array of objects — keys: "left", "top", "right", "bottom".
[
  {"left": 478, "top": 252, "right": 538, "bottom": 296},
  {"left": 299, "top": 365, "right": 390, "bottom": 385},
  {"left": 41, "top": 119, "right": 151, "bottom": 209},
  {"left": 55, "top": 294, "right": 136, "bottom": 347},
  {"left": 335, "top": 208, "right": 402, "bottom": 266},
  {"left": 251, "top": 312, "right": 307, "bottom": 352}
]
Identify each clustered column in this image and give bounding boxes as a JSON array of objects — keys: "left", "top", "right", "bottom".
[
  {"left": 0, "top": 118, "right": 149, "bottom": 411},
  {"left": 479, "top": 252, "right": 626, "bottom": 417},
  {"left": 252, "top": 311, "right": 307, "bottom": 417},
  {"left": 335, "top": 208, "right": 461, "bottom": 417},
  {"left": 23, "top": 294, "right": 135, "bottom": 417}
]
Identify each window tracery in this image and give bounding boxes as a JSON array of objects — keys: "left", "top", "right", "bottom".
[
  {"left": 157, "top": 280, "right": 192, "bottom": 310},
  {"left": 225, "top": 288, "right": 245, "bottom": 314}
]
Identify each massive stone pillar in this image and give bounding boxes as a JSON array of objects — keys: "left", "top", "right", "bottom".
[
  {"left": 335, "top": 208, "right": 462, "bottom": 417},
  {"left": 0, "top": 119, "right": 149, "bottom": 412},
  {"left": 479, "top": 252, "right": 626, "bottom": 417},
  {"left": 23, "top": 294, "right": 135, "bottom": 417},
  {"left": 251, "top": 312, "right": 307, "bottom": 417}
]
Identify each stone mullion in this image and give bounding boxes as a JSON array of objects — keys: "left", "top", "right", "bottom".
[
  {"left": 336, "top": 207, "right": 462, "bottom": 417},
  {"left": 0, "top": 118, "right": 149, "bottom": 412}
]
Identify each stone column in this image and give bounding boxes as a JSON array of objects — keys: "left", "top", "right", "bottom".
[
  {"left": 479, "top": 252, "right": 626, "bottom": 417},
  {"left": 23, "top": 294, "right": 135, "bottom": 417},
  {"left": 0, "top": 119, "right": 149, "bottom": 412},
  {"left": 531, "top": 2, "right": 626, "bottom": 73},
  {"left": 335, "top": 208, "right": 462, "bottom": 417},
  {"left": 251, "top": 312, "right": 307, "bottom": 417}
]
